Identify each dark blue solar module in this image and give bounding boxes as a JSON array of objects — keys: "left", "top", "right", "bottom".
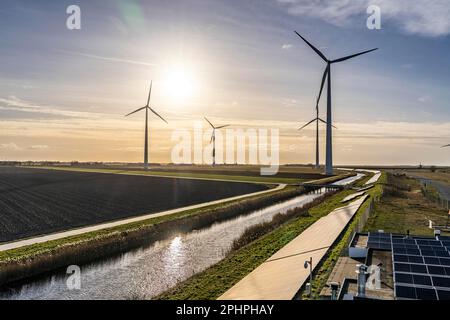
[
  {"left": 367, "top": 233, "right": 392, "bottom": 250},
  {"left": 395, "top": 285, "right": 438, "bottom": 300},
  {"left": 369, "top": 232, "right": 450, "bottom": 300}
]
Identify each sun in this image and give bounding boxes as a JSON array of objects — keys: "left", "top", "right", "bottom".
[{"left": 161, "top": 64, "right": 198, "bottom": 101}]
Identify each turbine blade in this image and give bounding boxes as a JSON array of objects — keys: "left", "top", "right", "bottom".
[
  {"left": 316, "top": 65, "right": 329, "bottom": 110},
  {"left": 149, "top": 107, "right": 168, "bottom": 124},
  {"left": 299, "top": 119, "right": 316, "bottom": 131},
  {"left": 331, "top": 48, "right": 378, "bottom": 63},
  {"left": 125, "top": 106, "right": 146, "bottom": 117},
  {"left": 204, "top": 117, "right": 215, "bottom": 129},
  {"left": 318, "top": 118, "right": 337, "bottom": 129},
  {"left": 210, "top": 131, "right": 214, "bottom": 143},
  {"left": 294, "top": 31, "right": 328, "bottom": 62},
  {"left": 216, "top": 125, "right": 230, "bottom": 129},
  {"left": 442, "top": 144, "right": 450, "bottom": 148},
  {"left": 147, "top": 81, "right": 152, "bottom": 106}
]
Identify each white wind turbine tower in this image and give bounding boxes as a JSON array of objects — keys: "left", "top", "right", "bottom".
[
  {"left": 125, "top": 81, "right": 168, "bottom": 170},
  {"left": 204, "top": 117, "right": 230, "bottom": 166},
  {"left": 295, "top": 31, "right": 378, "bottom": 175}
]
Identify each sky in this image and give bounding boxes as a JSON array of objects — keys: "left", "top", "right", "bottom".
[{"left": 0, "top": 0, "right": 449, "bottom": 166}]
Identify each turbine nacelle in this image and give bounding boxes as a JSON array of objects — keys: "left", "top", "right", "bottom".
[
  {"left": 299, "top": 118, "right": 337, "bottom": 131},
  {"left": 125, "top": 81, "right": 168, "bottom": 124}
]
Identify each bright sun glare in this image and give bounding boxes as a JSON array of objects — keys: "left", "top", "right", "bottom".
[{"left": 161, "top": 64, "right": 198, "bottom": 101}]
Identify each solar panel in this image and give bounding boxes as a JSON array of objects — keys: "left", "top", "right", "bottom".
[
  {"left": 394, "top": 263, "right": 428, "bottom": 274},
  {"left": 432, "top": 276, "right": 450, "bottom": 289},
  {"left": 411, "top": 264, "right": 428, "bottom": 274},
  {"left": 395, "top": 285, "right": 438, "bottom": 300},
  {"left": 395, "top": 285, "right": 416, "bottom": 300},
  {"left": 437, "top": 290, "right": 450, "bottom": 300},
  {"left": 424, "top": 257, "right": 440, "bottom": 265},
  {"left": 415, "top": 287, "right": 438, "bottom": 300},
  {"left": 370, "top": 233, "right": 450, "bottom": 300},
  {"left": 395, "top": 272, "right": 413, "bottom": 284},
  {"left": 406, "top": 249, "right": 421, "bottom": 256},
  {"left": 409, "top": 255, "right": 424, "bottom": 264},
  {"left": 428, "top": 265, "right": 446, "bottom": 276},
  {"left": 392, "top": 238, "right": 416, "bottom": 245},
  {"left": 393, "top": 248, "right": 407, "bottom": 255},
  {"left": 435, "top": 250, "right": 450, "bottom": 258},
  {"left": 421, "top": 250, "right": 437, "bottom": 257},
  {"left": 413, "top": 274, "right": 433, "bottom": 286}
]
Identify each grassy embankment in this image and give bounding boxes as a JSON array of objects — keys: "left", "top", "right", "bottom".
[
  {"left": 157, "top": 174, "right": 371, "bottom": 300},
  {"left": 364, "top": 172, "right": 449, "bottom": 236}
]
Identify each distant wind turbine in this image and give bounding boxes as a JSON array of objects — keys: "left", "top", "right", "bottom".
[
  {"left": 295, "top": 31, "right": 378, "bottom": 175},
  {"left": 125, "top": 81, "right": 168, "bottom": 170},
  {"left": 299, "top": 95, "right": 337, "bottom": 169},
  {"left": 205, "top": 117, "right": 230, "bottom": 166}
]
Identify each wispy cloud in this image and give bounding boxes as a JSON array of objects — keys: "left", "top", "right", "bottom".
[
  {"left": 418, "top": 95, "right": 432, "bottom": 103},
  {"left": 0, "top": 96, "right": 106, "bottom": 120},
  {"left": 29, "top": 145, "right": 49, "bottom": 150},
  {"left": 63, "top": 51, "right": 157, "bottom": 67},
  {"left": 0, "top": 142, "right": 22, "bottom": 151},
  {"left": 282, "top": 44, "right": 294, "bottom": 50},
  {"left": 276, "top": 0, "right": 450, "bottom": 37}
]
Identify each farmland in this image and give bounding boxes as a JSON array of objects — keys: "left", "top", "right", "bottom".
[
  {"left": 0, "top": 166, "right": 268, "bottom": 243},
  {"left": 26, "top": 164, "right": 340, "bottom": 184}
]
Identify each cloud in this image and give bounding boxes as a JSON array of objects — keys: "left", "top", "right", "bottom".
[
  {"left": 29, "top": 145, "right": 49, "bottom": 150},
  {"left": 418, "top": 95, "right": 432, "bottom": 103},
  {"left": 276, "top": 0, "right": 450, "bottom": 37},
  {"left": 0, "top": 96, "right": 106, "bottom": 120},
  {"left": 0, "top": 143, "right": 22, "bottom": 151},
  {"left": 282, "top": 44, "right": 294, "bottom": 50},
  {"left": 63, "top": 51, "right": 157, "bottom": 67}
]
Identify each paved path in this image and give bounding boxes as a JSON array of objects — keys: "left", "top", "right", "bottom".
[
  {"left": 341, "top": 191, "right": 366, "bottom": 203},
  {"left": 219, "top": 195, "right": 369, "bottom": 300},
  {"left": 361, "top": 170, "right": 381, "bottom": 185},
  {"left": 0, "top": 183, "right": 286, "bottom": 253}
]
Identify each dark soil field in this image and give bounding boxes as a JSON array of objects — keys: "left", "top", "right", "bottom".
[{"left": 0, "top": 167, "right": 268, "bottom": 243}]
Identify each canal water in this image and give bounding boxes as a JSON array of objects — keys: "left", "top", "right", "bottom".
[{"left": 0, "top": 174, "right": 364, "bottom": 300}]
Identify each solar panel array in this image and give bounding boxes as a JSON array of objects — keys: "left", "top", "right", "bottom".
[{"left": 367, "top": 232, "right": 450, "bottom": 300}]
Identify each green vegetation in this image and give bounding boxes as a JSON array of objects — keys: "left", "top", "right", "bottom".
[
  {"left": 364, "top": 172, "right": 448, "bottom": 236},
  {"left": 407, "top": 169, "right": 450, "bottom": 185},
  {"left": 0, "top": 185, "right": 296, "bottom": 263},
  {"left": 157, "top": 184, "right": 367, "bottom": 300}
]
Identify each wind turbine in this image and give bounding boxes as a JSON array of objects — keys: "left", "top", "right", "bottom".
[
  {"left": 205, "top": 117, "right": 230, "bottom": 166},
  {"left": 125, "top": 81, "right": 168, "bottom": 170},
  {"left": 299, "top": 95, "right": 337, "bottom": 169},
  {"left": 295, "top": 31, "right": 378, "bottom": 175}
]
